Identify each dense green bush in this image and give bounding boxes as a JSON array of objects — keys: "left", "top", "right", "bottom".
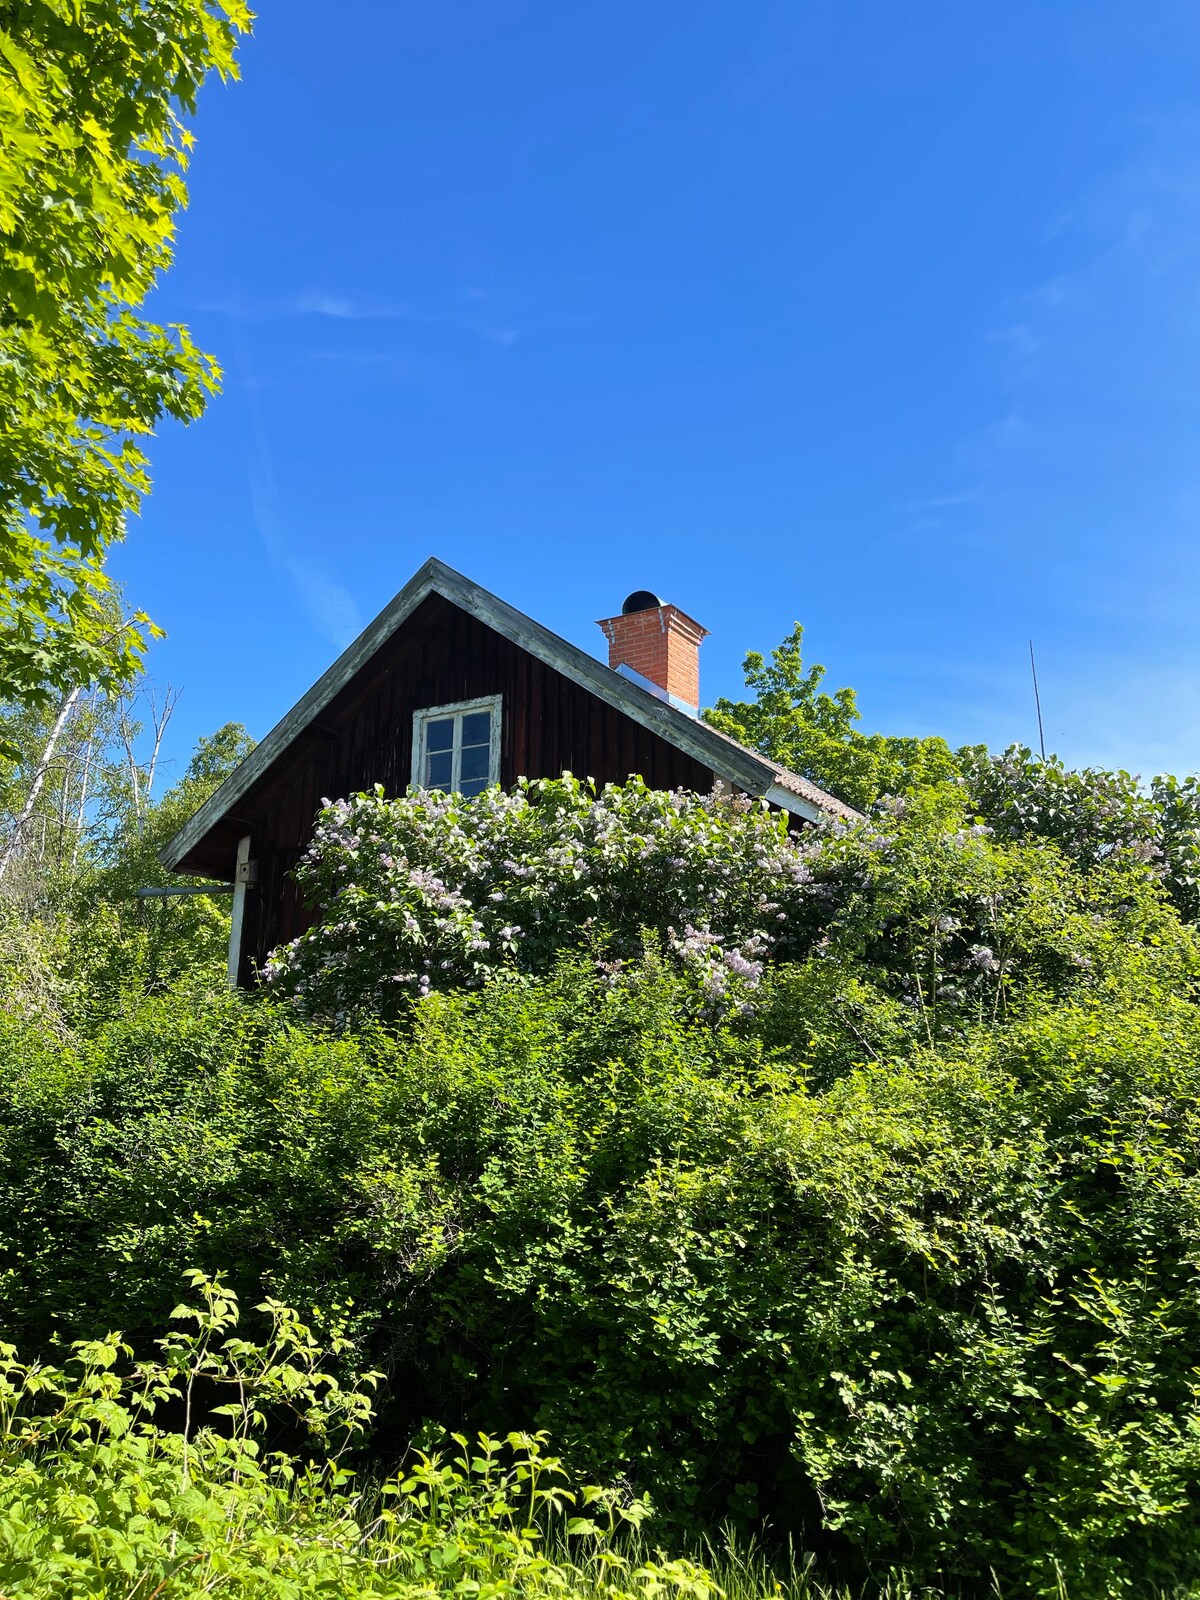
[
  {"left": 0, "top": 1271, "right": 720, "bottom": 1600},
  {"left": 4, "top": 953, "right": 1200, "bottom": 1594},
  {"left": 6, "top": 774, "right": 1200, "bottom": 1594},
  {"left": 0, "top": 891, "right": 228, "bottom": 1039}
]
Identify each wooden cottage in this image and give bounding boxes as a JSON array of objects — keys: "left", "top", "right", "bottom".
[{"left": 161, "top": 558, "right": 855, "bottom": 985}]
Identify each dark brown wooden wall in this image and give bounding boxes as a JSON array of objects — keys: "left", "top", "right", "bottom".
[{"left": 181, "top": 595, "right": 717, "bottom": 983}]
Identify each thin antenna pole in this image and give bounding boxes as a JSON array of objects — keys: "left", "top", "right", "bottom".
[{"left": 1029, "top": 639, "right": 1046, "bottom": 761}]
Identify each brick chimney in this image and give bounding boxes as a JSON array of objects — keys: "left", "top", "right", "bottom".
[{"left": 597, "top": 590, "right": 709, "bottom": 715}]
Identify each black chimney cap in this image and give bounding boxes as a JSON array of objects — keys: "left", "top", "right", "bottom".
[{"left": 622, "top": 589, "right": 663, "bottom": 615}]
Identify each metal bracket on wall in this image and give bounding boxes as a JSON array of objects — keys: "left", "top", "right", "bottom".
[
  {"left": 227, "top": 834, "right": 254, "bottom": 988},
  {"left": 136, "top": 883, "right": 234, "bottom": 898}
]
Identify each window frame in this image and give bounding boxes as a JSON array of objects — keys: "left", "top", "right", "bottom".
[{"left": 410, "top": 693, "right": 503, "bottom": 797}]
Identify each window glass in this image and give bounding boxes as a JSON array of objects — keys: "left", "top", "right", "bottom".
[
  {"left": 425, "top": 749, "right": 453, "bottom": 788},
  {"left": 460, "top": 710, "right": 491, "bottom": 747},
  {"left": 413, "top": 698, "right": 500, "bottom": 799},
  {"left": 460, "top": 743, "right": 490, "bottom": 784}
]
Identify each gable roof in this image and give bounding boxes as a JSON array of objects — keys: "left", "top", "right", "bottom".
[{"left": 161, "top": 558, "right": 858, "bottom": 872}]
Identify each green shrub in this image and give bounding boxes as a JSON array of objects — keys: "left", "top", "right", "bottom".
[
  {"left": 960, "top": 746, "right": 1200, "bottom": 923},
  {"left": 4, "top": 963, "right": 1200, "bottom": 1593},
  {"left": 0, "top": 1271, "right": 722, "bottom": 1600}
]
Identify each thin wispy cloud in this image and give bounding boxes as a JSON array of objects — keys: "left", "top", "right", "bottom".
[
  {"left": 985, "top": 322, "right": 1041, "bottom": 357},
  {"left": 297, "top": 348, "right": 414, "bottom": 379},
  {"left": 895, "top": 490, "right": 977, "bottom": 516},
  {"left": 894, "top": 114, "right": 1200, "bottom": 777},
  {"left": 238, "top": 341, "right": 364, "bottom": 652},
  {"left": 196, "top": 288, "right": 533, "bottom": 347},
  {"left": 195, "top": 277, "right": 600, "bottom": 361},
  {"left": 197, "top": 290, "right": 408, "bottom": 321},
  {"left": 288, "top": 290, "right": 406, "bottom": 321},
  {"left": 284, "top": 564, "right": 365, "bottom": 652}
]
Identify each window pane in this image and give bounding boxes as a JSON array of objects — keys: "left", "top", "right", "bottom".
[
  {"left": 460, "top": 710, "right": 491, "bottom": 747},
  {"left": 425, "top": 749, "right": 453, "bottom": 788},
  {"left": 459, "top": 777, "right": 488, "bottom": 798},
  {"left": 425, "top": 717, "right": 455, "bottom": 752},
  {"left": 460, "top": 743, "right": 491, "bottom": 784}
]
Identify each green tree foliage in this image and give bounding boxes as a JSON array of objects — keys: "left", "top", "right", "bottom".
[
  {"left": 0, "top": 0, "right": 249, "bottom": 712},
  {"left": 0, "top": 713, "right": 254, "bottom": 1026},
  {"left": 175, "top": 717, "right": 258, "bottom": 789},
  {"left": 88, "top": 717, "right": 256, "bottom": 894},
  {"left": 704, "top": 624, "right": 959, "bottom": 811},
  {"left": 76, "top": 717, "right": 257, "bottom": 999}
]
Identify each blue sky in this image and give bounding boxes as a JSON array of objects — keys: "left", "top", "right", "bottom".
[{"left": 114, "top": 0, "right": 1200, "bottom": 787}]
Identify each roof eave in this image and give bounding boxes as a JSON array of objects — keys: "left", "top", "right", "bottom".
[
  {"left": 762, "top": 782, "right": 833, "bottom": 824},
  {"left": 160, "top": 558, "right": 448, "bottom": 870}
]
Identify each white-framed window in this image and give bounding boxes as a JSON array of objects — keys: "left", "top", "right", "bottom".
[{"left": 411, "top": 694, "right": 502, "bottom": 798}]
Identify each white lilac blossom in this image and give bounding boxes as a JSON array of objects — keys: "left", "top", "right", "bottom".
[
  {"left": 968, "top": 944, "right": 1002, "bottom": 973},
  {"left": 262, "top": 775, "right": 845, "bottom": 1019},
  {"left": 262, "top": 775, "right": 1104, "bottom": 1029},
  {"left": 725, "top": 948, "right": 764, "bottom": 983}
]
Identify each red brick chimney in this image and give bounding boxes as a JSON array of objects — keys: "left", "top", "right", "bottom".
[{"left": 597, "top": 590, "right": 709, "bottom": 714}]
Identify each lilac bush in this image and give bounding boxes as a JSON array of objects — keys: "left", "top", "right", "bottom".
[
  {"left": 959, "top": 745, "right": 1200, "bottom": 921},
  {"left": 263, "top": 775, "right": 1193, "bottom": 1034},
  {"left": 263, "top": 776, "right": 835, "bottom": 1018}
]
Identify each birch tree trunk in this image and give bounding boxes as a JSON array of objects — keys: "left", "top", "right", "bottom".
[
  {"left": 0, "top": 686, "right": 83, "bottom": 881},
  {"left": 141, "top": 688, "right": 178, "bottom": 823}
]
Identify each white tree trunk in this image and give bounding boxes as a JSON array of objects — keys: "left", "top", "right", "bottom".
[
  {"left": 0, "top": 687, "right": 83, "bottom": 880},
  {"left": 141, "top": 688, "right": 178, "bottom": 819}
]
